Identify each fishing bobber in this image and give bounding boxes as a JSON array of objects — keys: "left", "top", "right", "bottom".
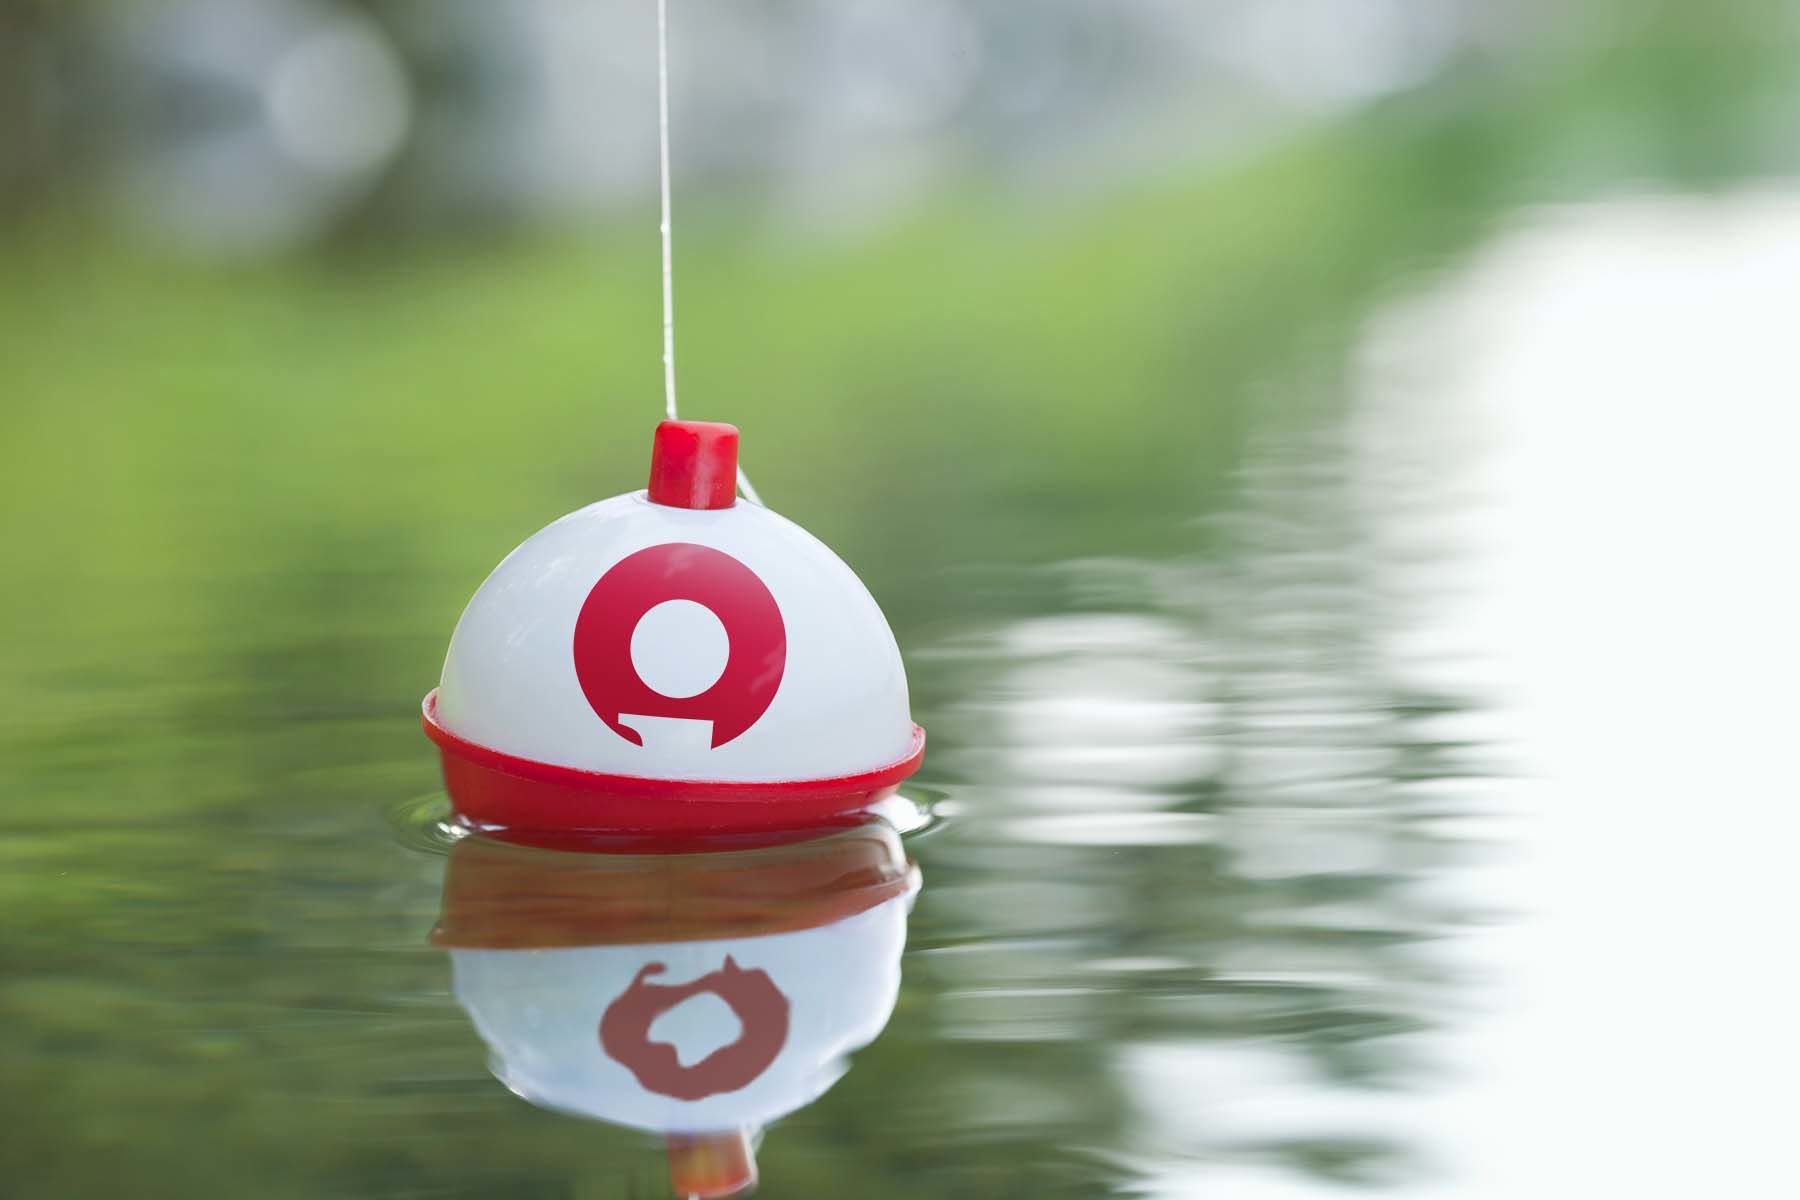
[
  {"left": 423, "top": 420, "right": 925, "bottom": 834},
  {"left": 432, "top": 819, "right": 921, "bottom": 1199}
]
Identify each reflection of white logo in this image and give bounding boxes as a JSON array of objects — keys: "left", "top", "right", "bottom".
[{"left": 440, "top": 845, "right": 918, "bottom": 1134}]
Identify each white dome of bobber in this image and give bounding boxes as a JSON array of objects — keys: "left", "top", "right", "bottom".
[{"left": 423, "top": 420, "right": 924, "bottom": 833}]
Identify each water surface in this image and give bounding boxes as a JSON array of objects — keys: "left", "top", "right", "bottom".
[{"left": 5, "top": 190, "right": 1798, "bottom": 1198}]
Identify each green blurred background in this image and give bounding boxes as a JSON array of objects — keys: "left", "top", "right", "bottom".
[{"left": 2, "top": 1, "right": 1798, "bottom": 1196}]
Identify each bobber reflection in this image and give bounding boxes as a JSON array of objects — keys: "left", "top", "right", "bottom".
[{"left": 432, "top": 819, "right": 920, "bottom": 1198}]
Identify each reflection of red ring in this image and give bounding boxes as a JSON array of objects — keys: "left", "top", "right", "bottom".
[
  {"left": 600, "top": 957, "right": 790, "bottom": 1100},
  {"left": 573, "top": 544, "right": 785, "bottom": 749}
]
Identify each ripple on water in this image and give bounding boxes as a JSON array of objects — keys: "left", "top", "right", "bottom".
[
  {"left": 382, "top": 786, "right": 948, "bottom": 854},
  {"left": 383, "top": 792, "right": 468, "bottom": 856}
]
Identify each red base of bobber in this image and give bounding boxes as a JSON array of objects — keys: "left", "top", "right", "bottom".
[{"left": 422, "top": 691, "right": 925, "bottom": 836}]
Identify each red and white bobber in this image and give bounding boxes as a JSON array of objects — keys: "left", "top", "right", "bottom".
[
  {"left": 432, "top": 819, "right": 920, "bottom": 1199},
  {"left": 423, "top": 420, "right": 925, "bottom": 834}
]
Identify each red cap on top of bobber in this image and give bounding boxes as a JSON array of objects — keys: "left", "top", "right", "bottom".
[
  {"left": 648, "top": 420, "right": 739, "bottom": 510},
  {"left": 423, "top": 420, "right": 924, "bottom": 837}
]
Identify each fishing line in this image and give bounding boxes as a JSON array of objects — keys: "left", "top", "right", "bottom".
[
  {"left": 655, "top": 0, "right": 678, "bottom": 422},
  {"left": 656, "top": 0, "right": 762, "bottom": 504}
]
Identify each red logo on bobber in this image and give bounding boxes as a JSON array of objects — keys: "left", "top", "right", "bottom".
[
  {"left": 599, "top": 957, "right": 791, "bottom": 1100},
  {"left": 572, "top": 543, "right": 785, "bottom": 749}
]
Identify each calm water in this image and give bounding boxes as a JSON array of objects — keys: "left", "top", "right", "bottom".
[
  {"left": 1, "top": 426, "right": 1478, "bottom": 1199},
  {"left": 6, "top": 194, "right": 1798, "bottom": 1198}
]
